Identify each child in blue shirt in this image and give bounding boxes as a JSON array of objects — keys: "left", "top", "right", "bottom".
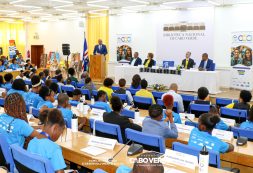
[
  {"left": 69, "top": 89, "right": 82, "bottom": 106},
  {"left": 93, "top": 90, "right": 112, "bottom": 112},
  {"left": 8, "top": 58, "right": 20, "bottom": 70},
  {"left": 240, "top": 106, "right": 253, "bottom": 130},
  {"left": 7, "top": 79, "right": 27, "bottom": 100},
  {"left": 37, "top": 86, "right": 55, "bottom": 109},
  {"left": 162, "top": 94, "right": 182, "bottom": 124},
  {"left": 0, "top": 93, "right": 43, "bottom": 147},
  {"left": 188, "top": 113, "right": 234, "bottom": 153},
  {"left": 27, "top": 109, "right": 67, "bottom": 172},
  {"left": 209, "top": 105, "right": 229, "bottom": 130},
  {"left": 2, "top": 73, "right": 13, "bottom": 90},
  {"left": 0, "top": 59, "right": 6, "bottom": 72}
]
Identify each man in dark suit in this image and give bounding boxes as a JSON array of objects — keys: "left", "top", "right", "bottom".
[
  {"left": 198, "top": 53, "right": 214, "bottom": 71},
  {"left": 181, "top": 51, "right": 195, "bottom": 69},
  {"left": 93, "top": 39, "right": 108, "bottom": 56},
  {"left": 130, "top": 52, "right": 142, "bottom": 66}
]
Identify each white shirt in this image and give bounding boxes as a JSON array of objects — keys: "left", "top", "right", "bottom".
[
  {"left": 161, "top": 90, "right": 184, "bottom": 113},
  {"left": 131, "top": 58, "right": 137, "bottom": 66}
]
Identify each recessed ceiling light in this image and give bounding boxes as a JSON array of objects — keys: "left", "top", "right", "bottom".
[
  {"left": 28, "top": 9, "right": 43, "bottom": 12},
  {"left": 87, "top": 0, "right": 108, "bottom": 3},
  {"left": 122, "top": 5, "right": 147, "bottom": 9},
  {"left": 30, "top": 13, "right": 52, "bottom": 16},
  {"left": 54, "top": 4, "right": 74, "bottom": 8},
  {"left": 14, "top": 5, "right": 42, "bottom": 9},
  {"left": 128, "top": 0, "right": 150, "bottom": 5},
  {"left": 163, "top": 0, "right": 194, "bottom": 5},
  {"left": 50, "top": 0, "right": 73, "bottom": 4},
  {"left": 9, "top": 0, "right": 26, "bottom": 4},
  {"left": 56, "top": 9, "right": 77, "bottom": 13},
  {"left": 88, "top": 9, "right": 109, "bottom": 13},
  {"left": 87, "top": 4, "right": 110, "bottom": 8}
]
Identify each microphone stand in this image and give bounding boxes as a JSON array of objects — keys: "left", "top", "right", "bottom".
[{"left": 108, "top": 140, "right": 132, "bottom": 162}]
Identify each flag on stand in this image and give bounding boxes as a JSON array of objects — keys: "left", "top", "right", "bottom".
[{"left": 82, "top": 37, "right": 89, "bottom": 72}]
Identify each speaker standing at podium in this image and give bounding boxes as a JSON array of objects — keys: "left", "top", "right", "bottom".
[{"left": 93, "top": 39, "right": 108, "bottom": 56}]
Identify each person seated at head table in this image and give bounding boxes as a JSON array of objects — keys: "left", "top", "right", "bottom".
[
  {"left": 52, "top": 69, "right": 62, "bottom": 79},
  {"left": 193, "top": 87, "right": 210, "bottom": 105},
  {"left": 231, "top": 48, "right": 243, "bottom": 66},
  {"left": 181, "top": 51, "right": 195, "bottom": 69},
  {"left": 240, "top": 106, "right": 253, "bottom": 130},
  {"left": 115, "top": 78, "right": 133, "bottom": 105},
  {"left": 6, "top": 79, "right": 27, "bottom": 100},
  {"left": 130, "top": 74, "right": 141, "bottom": 90},
  {"left": 27, "top": 109, "right": 68, "bottom": 173},
  {"left": 130, "top": 52, "right": 142, "bottom": 66},
  {"left": 209, "top": 105, "right": 229, "bottom": 131},
  {"left": 0, "top": 59, "right": 6, "bottom": 72},
  {"left": 162, "top": 94, "right": 182, "bottom": 124},
  {"left": 0, "top": 93, "right": 45, "bottom": 147},
  {"left": 98, "top": 77, "right": 114, "bottom": 101},
  {"left": 82, "top": 77, "right": 96, "bottom": 95},
  {"left": 57, "top": 93, "right": 86, "bottom": 130},
  {"left": 162, "top": 83, "right": 184, "bottom": 113},
  {"left": 198, "top": 53, "right": 214, "bottom": 71},
  {"left": 93, "top": 90, "right": 112, "bottom": 112},
  {"left": 24, "top": 59, "right": 33, "bottom": 70},
  {"left": 25, "top": 75, "right": 44, "bottom": 108},
  {"left": 116, "top": 152, "right": 164, "bottom": 173},
  {"left": 68, "top": 67, "right": 78, "bottom": 83},
  {"left": 226, "top": 90, "right": 252, "bottom": 111},
  {"left": 143, "top": 52, "right": 155, "bottom": 68},
  {"left": 43, "top": 69, "right": 51, "bottom": 81},
  {"left": 188, "top": 113, "right": 234, "bottom": 153},
  {"left": 142, "top": 104, "right": 178, "bottom": 139},
  {"left": 37, "top": 86, "right": 55, "bottom": 109},
  {"left": 2, "top": 73, "right": 13, "bottom": 90},
  {"left": 135, "top": 79, "right": 156, "bottom": 104},
  {"left": 103, "top": 96, "right": 142, "bottom": 142},
  {"left": 8, "top": 58, "right": 20, "bottom": 70}
]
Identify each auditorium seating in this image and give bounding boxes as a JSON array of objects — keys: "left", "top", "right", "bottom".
[
  {"left": 220, "top": 107, "right": 247, "bottom": 123},
  {"left": 0, "top": 133, "right": 14, "bottom": 173},
  {"left": 133, "top": 96, "right": 152, "bottom": 110}
]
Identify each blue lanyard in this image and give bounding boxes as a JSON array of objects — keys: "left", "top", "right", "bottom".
[{"left": 40, "top": 131, "right": 51, "bottom": 140}]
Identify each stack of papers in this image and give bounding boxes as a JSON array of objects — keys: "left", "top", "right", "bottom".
[{"left": 81, "top": 146, "right": 106, "bottom": 156}]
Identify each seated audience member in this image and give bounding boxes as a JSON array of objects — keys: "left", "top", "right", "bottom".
[
  {"left": 82, "top": 77, "right": 96, "bottom": 95},
  {"left": 37, "top": 86, "right": 55, "bottom": 109},
  {"left": 136, "top": 79, "right": 156, "bottom": 104},
  {"left": 93, "top": 90, "right": 112, "bottom": 112},
  {"left": 142, "top": 104, "right": 178, "bottom": 139},
  {"left": 116, "top": 152, "right": 164, "bottom": 173},
  {"left": 0, "top": 59, "right": 6, "bottom": 72},
  {"left": 0, "top": 93, "right": 43, "bottom": 147},
  {"left": 103, "top": 96, "right": 142, "bottom": 141},
  {"left": 130, "top": 52, "right": 142, "bottom": 66},
  {"left": 2, "top": 73, "right": 13, "bottom": 90},
  {"left": 9, "top": 58, "right": 20, "bottom": 70},
  {"left": 38, "top": 109, "right": 49, "bottom": 125},
  {"left": 98, "top": 78, "right": 114, "bottom": 100},
  {"left": 209, "top": 105, "right": 229, "bottom": 130},
  {"left": 1, "top": 55, "right": 8, "bottom": 66},
  {"left": 25, "top": 71, "right": 34, "bottom": 81},
  {"left": 188, "top": 113, "right": 234, "bottom": 153},
  {"left": 70, "top": 89, "right": 82, "bottom": 106},
  {"left": 162, "top": 94, "right": 182, "bottom": 124},
  {"left": 52, "top": 69, "right": 62, "bottom": 79},
  {"left": 181, "top": 51, "right": 195, "bottom": 69},
  {"left": 65, "top": 78, "right": 75, "bottom": 89},
  {"left": 193, "top": 87, "right": 210, "bottom": 105},
  {"left": 143, "top": 53, "right": 155, "bottom": 68},
  {"left": 57, "top": 74, "right": 64, "bottom": 90},
  {"left": 68, "top": 67, "right": 78, "bottom": 83},
  {"left": 45, "top": 79, "right": 52, "bottom": 87},
  {"left": 0, "top": 75, "right": 4, "bottom": 87},
  {"left": 231, "top": 48, "right": 243, "bottom": 66},
  {"left": 16, "top": 53, "right": 25, "bottom": 65},
  {"left": 130, "top": 74, "right": 141, "bottom": 89},
  {"left": 50, "top": 82, "right": 60, "bottom": 98},
  {"left": 240, "top": 106, "right": 253, "bottom": 130},
  {"left": 198, "top": 53, "right": 214, "bottom": 71},
  {"left": 115, "top": 78, "right": 133, "bottom": 105},
  {"left": 16, "top": 70, "right": 25, "bottom": 79},
  {"left": 162, "top": 83, "right": 184, "bottom": 113},
  {"left": 24, "top": 59, "right": 33, "bottom": 70},
  {"left": 7, "top": 79, "right": 27, "bottom": 99},
  {"left": 226, "top": 90, "right": 252, "bottom": 111},
  {"left": 57, "top": 93, "right": 85, "bottom": 129},
  {"left": 25, "top": 75, "right": 43, "bottom": 108},
  {"left": 43, "top": 69, "right": 51, "bottom": 81},
  {"left": 27, "top": 109, "right": 67, "bottom": 172},
  {"left": 80, "top": 71, "right": 89, "bottom": 83},
  {"left": 39, "top": 71, "right": 45, "bottom": 82}
]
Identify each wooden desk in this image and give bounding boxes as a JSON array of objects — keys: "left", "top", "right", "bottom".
[{"left": 0, "top": 68, "right": 45, "bottom": 81}]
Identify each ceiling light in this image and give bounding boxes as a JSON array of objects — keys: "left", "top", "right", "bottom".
[
  {"left": 128, "top": 0, "right": 150, "bottom": 5},
  {"left": 30, "top": 13, "right": 52, "bottom": 16},
  {"left": 14, "top": 5, "right": 42, "bottom": 9},
  {"left": 54, "top": 4, "right": 74, "bottom": 8},
  {"left": 122, "top": 5, "right": 147, "bottom": 9},
  {"left": 50, "top": 0, "right": 73, "bottom": 3},
  {"left": 207, "top": 0, "right": 221, "bottom": 6},
  {"left": 88, "top": 9, "right": 109, "bottom": 13},
  {"left": 87, "top": 0, "right": 108, "bottom": 3},
  {"left": 28, "top": 9, "right": 43, "bottom": 12},
  {"left": 9, "top": 0, "right": 26, "bottom": 4},
  {"left": 56, "top": 9, "right": 77, "bottom": 13},
  {"left": 87, "top": 4, "right": 110, "bottom": 8},
  {"left": 62, "top": 13, "right": 81, "bottom": 16},
  {"left": 163, "top": 0, "right": 194, "bottom": 5},
  {"left": 0, "top": 10, "right": 17, "bottom": 13},
  {"left": 187, "top": 6, "right": 212, "bottom": 10}
]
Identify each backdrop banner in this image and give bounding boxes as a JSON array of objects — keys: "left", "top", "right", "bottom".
[{"left": 116, "top": 34, "right": 132, "bottom": 61}]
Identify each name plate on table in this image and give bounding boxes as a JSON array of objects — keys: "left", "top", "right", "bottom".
[
  {"left": 161, "top": 149, "right": 198, "bottom": 170},
  {"left": 90, "top": 108, "right": 105, "bottom": 116},
  {"left": 88, "top": 136, "right": 117, "bottom": 150},
  {"left": 175, "top": 124, "right": 194, "bottom": 134},
  {"left": 220, "top": 117, "right": 236, "bottom": 126},
  {"left": 212, "top": 129, "right": 233, "bottom": 142},
  {"left": 179, "top": 113, "right": 195, "bottom": 121}
]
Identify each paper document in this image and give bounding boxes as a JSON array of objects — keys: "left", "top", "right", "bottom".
[{"left": 81, "top": 146, "right": 106, "bottom": 156}]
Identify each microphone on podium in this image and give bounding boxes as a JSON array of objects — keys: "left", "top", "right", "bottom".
[{"left": 108, "top": 139, "right": 132, "bottom": 162}]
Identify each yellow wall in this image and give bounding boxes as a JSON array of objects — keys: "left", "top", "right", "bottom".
[{"left": 0, "top": 21, "right": 25, "bottom": 57}]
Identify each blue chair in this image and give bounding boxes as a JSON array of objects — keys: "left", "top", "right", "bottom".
[
  {"left": 125, "top": 128, "right": 165, "bottom": 153},
  {"left": 24, "top": 80, "right": 32, "bottom": 88},
  {"left": 112, "top": 93, "right": 129, "bottom": 104},
  {"left": 51, "top": 79, "right": 57, "bottom": 83},
  {"left": 89, "top": 119, "right": 123, "bottom": 143},
  {"left": 133, "top": 96, "right": 152, "bottom": 110},
  {"left": 69, "top": 100, "right": 79, "bottom": 107},
  {"left": 121, "top": 109, "right": 135, "bottom": 119},
  {"left": 32, "top": 107, "right": 40, "bottom": 118},
  {"left": 189, "top": 104, "right": 210, "bottom": 117},
  {"left": 127, "top": 88, "right": 139, "bottom": 95},
  {"left": 216, "top": 98, "right": 238, "bottom": 107},
  {"left": 152, "top": 91, "right": 165, "bottom": 100},
  {"left": 94, "top": 169, "right": 107, "bottom": 173},
  {"left": 81, "top": 89, "right": 91, "bottom": 100},
  {"left": 0, "top": 98, "right": 5, "bottom": 106},
  {"left": 220, "top": 107, "right": 247, "bottom": 123},
  {"left": 0, "top": 133, "right": 14, "bottom": 173},
  {"left": 231, "top": 127, "right": 253, "bottom": 141},
  {"left": 112, "top": 86, "right": 120, "bottom": 91},
  {"left": 90, "top": 104, "right": 106, "bottom": 111},
  {"left": 92, "top": 90, "right": 98, "bottom": 101},
  {"left": 76, "top": 82, "right": 85, "bottom": 88},
  {"left": 71, "top": 81, "right": 77, "bottom": 87},
  {"left": 10, "top": 144, "right": 54, "bottom": 173},
  {"left": 185, "top": 121, "right": 198, "bottom": 128},
  {"left": 157, "top": 99, "right": 180, "bottom": 113},
  {"left": 61, "top": 85, "right": 74, "bottom": 97},
  {"left": 172, "top": 142, "right": 221, "bottom": 168},
  {"left": 181, "top": 94, "right": 197, "bottom": 111}
]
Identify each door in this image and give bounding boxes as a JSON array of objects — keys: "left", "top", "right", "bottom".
[{"left": 31, "top": 45, "right": 44, "bottom": 68}]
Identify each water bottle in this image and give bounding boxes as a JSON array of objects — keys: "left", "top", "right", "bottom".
[
  {"left": 83, "top": 102, "right": 88, "bottom": 115},
  {"left": 199, "top": 145, "right": 209, "bottom": 173},
  {"left": 135, "top": 107, "right": 140, "bottom": 120},
  {"left": 91, "top": 96, "right": 95, "bottom": 105},
  {"left": 82, "top": 95, "right": 86, "bottom": 102},
  {"left": 71, "top": 114, "right": 78, "bottom": 132},
  {"left": 29, "top": 106, "right": 33, "bottom": 115}
]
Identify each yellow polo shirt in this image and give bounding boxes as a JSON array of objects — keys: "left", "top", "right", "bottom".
[
  {"left": 135, "top": 89, "right": 156, "bottom": 104},
  {"left": 98, "top": 86, "right": 113, "bottom": 100}
]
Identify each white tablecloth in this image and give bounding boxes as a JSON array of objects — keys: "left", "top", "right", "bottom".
[{"left": 114, "top": 66, "right": 221, "bottom": 94}]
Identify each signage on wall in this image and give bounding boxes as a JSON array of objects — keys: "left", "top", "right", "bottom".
[
  {"left": 116, "top": 34, "right": 132, "bottom": 62},
  {"left": 117, "top": 34, "right": 132, "bottom": 44}
]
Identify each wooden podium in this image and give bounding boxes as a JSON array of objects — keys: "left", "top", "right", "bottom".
[{"left": 89, "top": 55, "right": 106, "bottom": 82}]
